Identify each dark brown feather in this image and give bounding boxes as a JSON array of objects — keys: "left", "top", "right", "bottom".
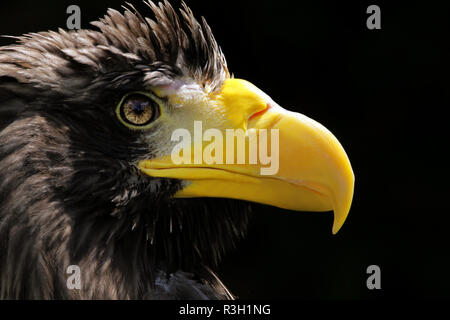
[{"left": 0, "top": 1, "right": 248, "bottom": 300}]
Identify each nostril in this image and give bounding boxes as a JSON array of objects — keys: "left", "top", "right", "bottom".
[{"left": 249, "top": 103, "right": 270, "bottom": 121}]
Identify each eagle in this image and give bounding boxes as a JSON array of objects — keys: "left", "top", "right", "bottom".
[{"left": 0, "top": 1, "right": 354, "bottom": 299}]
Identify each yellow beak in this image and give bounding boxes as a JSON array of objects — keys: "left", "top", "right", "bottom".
[{"left": 139, "top": 79, "right": 355, "bottom": 234}]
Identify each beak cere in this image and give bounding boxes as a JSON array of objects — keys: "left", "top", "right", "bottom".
[{"left": 139, "top": 79, "right": 355, "bottom": 234}]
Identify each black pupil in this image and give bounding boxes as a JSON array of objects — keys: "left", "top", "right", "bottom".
[{"left": 130, "top": 99, "right": 149, "bottom": 114}]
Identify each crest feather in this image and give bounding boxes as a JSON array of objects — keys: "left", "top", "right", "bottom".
[{"left": 0, "top": 1, "right": 229, "bottom": 93}]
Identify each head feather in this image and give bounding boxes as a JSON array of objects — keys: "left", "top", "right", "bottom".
[{"left": 0, "top": 1, "right": 229, "bottom": 95}]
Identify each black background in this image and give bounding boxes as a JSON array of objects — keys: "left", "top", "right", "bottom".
[{"left": 0, "top": 0, "right": 448, "bottom": 299}]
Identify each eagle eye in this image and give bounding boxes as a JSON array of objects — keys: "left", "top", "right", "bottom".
[{"left": 116, "top": 92, "right": 161, "bottom": 129}]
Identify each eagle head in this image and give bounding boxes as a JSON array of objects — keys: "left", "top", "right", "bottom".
[{"left": 0, "top": 1, "right": 354, "bottom": 299}]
